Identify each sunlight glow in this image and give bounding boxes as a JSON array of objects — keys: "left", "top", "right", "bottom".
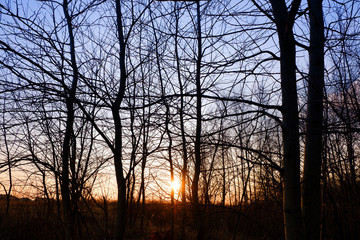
[{"left": 170, "top": 180, "right": 181, "bottom": 192}]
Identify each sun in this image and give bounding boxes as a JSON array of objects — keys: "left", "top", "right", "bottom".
[{"left": 170, "top": 180, "right": 181, "bottom": 192}]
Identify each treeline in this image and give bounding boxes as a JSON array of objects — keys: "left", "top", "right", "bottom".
[{"left": 0, "top": 0, "right": 359, "bottom": 240}]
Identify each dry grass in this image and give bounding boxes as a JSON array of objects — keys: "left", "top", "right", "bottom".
[{"left": 1, "top": 192, "right": 358, "bottom": 240}]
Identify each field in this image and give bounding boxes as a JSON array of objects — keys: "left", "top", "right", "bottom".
[
  {"left": 1, "top": 185, "right": 359, "bottom": 240},
  {"left": 0, "top": 196, "right": 285, "bottom": 240}
]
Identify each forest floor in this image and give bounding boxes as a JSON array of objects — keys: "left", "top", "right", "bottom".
[{"left": 0, "top": 197, "right": 283, "bottom": 240}]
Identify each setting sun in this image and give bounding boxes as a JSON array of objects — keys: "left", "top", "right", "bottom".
[
  {"left": 0, "top": 0, "right": 356, "bottom": 239},
  {"left": 170, "top": 180, "right": 181, "bottom": 192}
]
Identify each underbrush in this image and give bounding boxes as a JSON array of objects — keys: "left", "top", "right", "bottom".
[
  {"left": 1, "top": 192, "right": 358, "bottom": 240},
  {"left": 0, "top": 198, "right": 284, "bottom": 240}
]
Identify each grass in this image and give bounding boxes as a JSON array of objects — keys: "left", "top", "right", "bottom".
[
  {"left": 3, "top": 192, "right": 358, "bottom": 240},
  {"left": 0, "top": 197, "right": 284, "bottom": 240}
]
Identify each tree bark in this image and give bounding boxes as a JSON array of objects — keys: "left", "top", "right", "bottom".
[
  {"left": 113, "top": 0, "right": 128, "bottom": 239},
  {"left": 112, "top": 108, "right": 127, "bottom": 240},
  {"left": 61, "top": 1, "right": 79, "bottom": 238},
  {"left": 302, "top": 0, "right": 324, "bottom": 239},
  {"left": 173, "top": 3, "right": 189, "bottom": 238},
  {"left": 191, "top": 2, "right": 204, "bottom": 240},
  {"left": 269, "top": 1, "right": 304, "bottom": 239}
]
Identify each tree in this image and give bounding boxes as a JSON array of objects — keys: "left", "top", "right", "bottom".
[
  {"left": 1, "top": 0, "right": 359, "bottom": 239},
  {"left": 0, "top": 2, "right": 109, "bottom": 239},
  {"left": 266, "top": 1, "right": 304, "bottom": 238},
  {"left": 302, "top": 0, "right": 324, "bottom": 239},
  {"left": 191, "top": 1, "right": 205, "bottom": 239}
]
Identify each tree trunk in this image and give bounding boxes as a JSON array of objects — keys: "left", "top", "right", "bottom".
[
  {"left": 221, "top": 145, "right": 226, "bottom": 206},
  {"left": 269, "top": 1, "right": 303, "bottom": 239},
  {"left": 302, "top": 0, "right": 324, "bottom": 239},
  {"left": 61, "top": 1, "right": 80, "bottom": 238},
  {"left": 112, "top": 1, "right": 128, "bottom": 239},
  {"left": 280, "top": 39, "right": 303, "bottom": 240},
  {"left": 173, "top": 3, "right": 189, "bottom": 238},
  {"left": 191, "top": 2, "right": 204, "bottom": 240},
  {"left": 2, "top": 116, "right": 12, "bottom": 216},
  {"left": 112, "top": 108, "right": 127, "bottom": 240}
]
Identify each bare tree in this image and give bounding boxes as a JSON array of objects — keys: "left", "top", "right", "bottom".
[
  {"left": 266, "top": 1, "right": 304, "bottom": 238},
  {"left": 302, "top": 0, "right": 324, "bottom": 239}
]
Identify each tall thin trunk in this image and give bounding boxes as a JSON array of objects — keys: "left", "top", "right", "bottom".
[
  {"left": 103, "top": 197, "right": 110, "bottom": 240},
  {"left": 2, "top": 114, "right": 12, "bottom": 216},
  {"left": 113, "top": 0, "right": 128, "bottom": 239},
  {"left": 192, "top": 0, "right": 202, "bottom": 208},
  {"left": 191, "top": 2, "right": 204, "bottom": 240},
  {"left": 269, "top": 1, "right": 303, "bottom": 239},
  {"left": 139, "top": 27, "right": 149, "bottom": 234},
  {"left": 139, "top": 154, "right": 146, "bottom": 232},
  {"left": 279, "top": 32, "right": 303, "bottom": 240},
  {"left": 140, "top": 102, "right": 150, "bottom": 234},
  {"left": 61, "top": 38, "right": 75, "bottom": 240},
  {"left": 129, "top": 79, "right": 138, "bottom": 226},
  {"left": 167, "top": 118, "right": 175, "bottom": 240},
  {"left": 302, "top": 0, "right": 324, "bottom": 239},
  {"left": 173, "top": 3, "right": 189, "bottom": 238},
  {"left": 61, "top": 1, "right": 79, "bottom": 238},
  {"left": 112, "top": 108, "right": 127, "bottom": 240},
  {"left": 221, "top": 144, "right": 226, "bottom": 206}
]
